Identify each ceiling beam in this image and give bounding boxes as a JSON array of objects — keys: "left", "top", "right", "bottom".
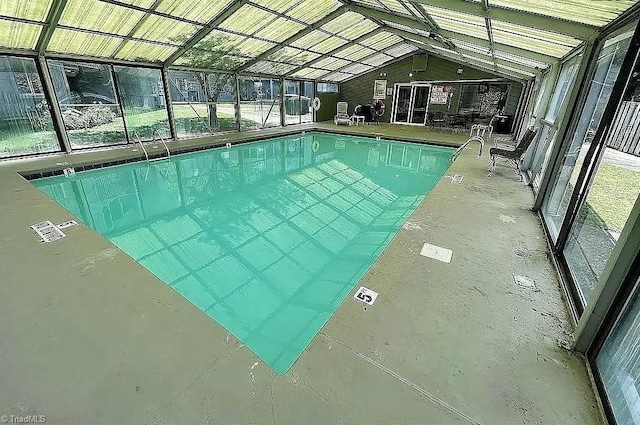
[
  {"left": 286, "top": 27, "right": 384, "bottom": 76},
  {"left": 335, "top": 50, "right": 417, "bottom": 84},
  {"left": 163, "top": 0, "right": 248, "bottom": 67},
  {"left": 36, "top": 0, "right": 68, "bottom": 55},
  {"left": 405, "top": 40, "right": 528, "bottom": 82},
  {"left": 315, "top": 40, "right": 408, "bottom": 81},
  {"left": 411, "top": 0, "right": 598, "bottom": 40},
  {"left": 110, "top": 0, "right": 165, "bottom": 59},
  {"left": 406, "top": 1, "right": 440, "bottom": 30},
  {"left": 235, "top": 5, "right": 348, "bottom": 72},
  {"left": 386, "top": 27, "right": 538, "bottom": 77},
  {"left": 346, "top": 4, "right": 432, "bottom": 32},
  {"left": 438, "top": 29, "right": 557, "bottom": 63}
]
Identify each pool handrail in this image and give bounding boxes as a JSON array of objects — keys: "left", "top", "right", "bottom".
[{"left": 132, "top": 131, "right": 149, "bottom": 162}]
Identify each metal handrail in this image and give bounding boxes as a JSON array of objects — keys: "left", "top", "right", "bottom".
[
  {"left": 133, "top": 131, "right": 149, "bottom": 162},
  {"left": 451, "top": 135, "right": 485, "bottom": 163},
  {"left": 152, "top": 129, "right": 171, "bottom": 160}
]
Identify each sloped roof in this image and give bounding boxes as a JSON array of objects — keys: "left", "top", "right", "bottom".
[{"left": 0, "top": 0, "right": 637, "bottom": 81}]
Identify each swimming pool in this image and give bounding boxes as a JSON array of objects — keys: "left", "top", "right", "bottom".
[{"left": 33, "top": 132, "right": 452, "bottom": 374}]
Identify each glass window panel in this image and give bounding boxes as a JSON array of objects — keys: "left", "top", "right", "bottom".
[
  {"left": 196, "top": 30, "right": 245, "bottom": 51},
  {"left": 0, "top": 20, "right": 42, "bottom": 49},
  {"left": 339, "top": 21, "right": 379, "bottom": 40},
  {"left": 291, "top": 30, "right": 331, "bottom": 50},
  {"left": 491, "top": 21, "right": 579, "bottom": 58},
  {"left": 253, "top": 18, "right": 305, "bottom": 43},
  {"left": 206, "top": 71, "right": 237, "bottom": 132},
  {"left": 493, "top": 50, "right": 549, "bottom": 70},
  {"left": 0, "top": 56, "right": 59, "bottom": 157},
  {"left": 218, "top": 5, "right": 275, "bottom": 35},
  {"left": 383, "top": 20, "right": 430, "bottom": 38},
  {"left": 114, "top": 66, "right": 169, "bottom": 140},
  {"left": 287, "top": 0, "right": 341, "bottom": 24},
  {"left": 132, "top": 15, "right": 200, "bottom": 44},
  {"left": 167, "top": 69, "right": 209, "bottom": 139},
  {"left": 385, "top": 43, "right": 417, "bottom": 57},
  {"left": 367, "top": 32, "right": 403, "bottom": 50},
  {"left": 300, "top": 81, "right": 314, "bottom": 124},
  {"left": 545, "top": 59, "right": 581, "bottom": 123},
  {"left": 267, "top": 47, "right": 319, "bottom": 65},
  {"left": 543, "top": 27, "right": 634, "bottom": 243},
  {"left": 341, "top": 63, "right": 373, "bottom": 75},
  {"left": 251, "top": 0, "right": 299, "bottom": 14},
  {"left": 234, "top": 38, "right": 276, "bottom": 57},
  {"left": 377, "top": 0, "right": 411, "bottom": 15},
  {"left": 167, "top": 70, "right": 238, "bottom": 137},
  {"left": 313, "top": 57, "right": 351, "bottom": 71},
  {"left": 284, "top": 80, "right": 301, "bottom": 125},
  {"left": 422, "top": 6, "right": 487, "bottom": 40},
  {"left": 0, "top": 0, "right": 52, "bottom": 21},
  {"left": 316, "top": 82, "right": 339, "bottom": 93},
  {"left": 350, "top": 0, "right": 382, "bottom": 8},
  {"left": 563, "top": 51, "right": 640, "bottom": 304},
  {"left": 59, "top": 0, "right": 144, "bottom": 36},
  {"left": 334, "top": 45, "right": 376, "bottom": 61},
  {"left": 239, "top": 77, "right": 281, "bottom": 130},
  {"left": 291, "top": 68, "right": 329, "bottom": 79},
  {"left": 490, "top": 0, "right": 636, "bottom": 26},
  {"left": 48, "top": 60, "right": 126, "bottom": 148},
  {"left": 48, "top": 29, "right": 122, "bottom": 57},
  {"left": 175, "top": 42, "right": 246, "bottom": 70},
  {"left": 115, "top": 40, "right": 177, "bottom": 62},
  {"left": 361, "top": 52, "right": 393, "bottom": 66},
  {"left": 321, "top": 12, "right": 366, "bottom": 34},
  {"left": 308, "top": 36, "right": 345, "bottom": 54},
  {"left": 597, "top": 280, "right": 640, "bottom": 425},
  {"left": 245, "top": 61, "right": 297, "bottom": 75},
  {"left": 323, "top": 72, "right": 353, "bottom": 82},
  {"left": 110, "top": 0, "right": 156, "bottom": 8},
  {"left": 155, "top": 0, "right": 234, "bottom": 23}
]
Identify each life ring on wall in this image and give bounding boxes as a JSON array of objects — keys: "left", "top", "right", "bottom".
[
  {"left": 311, "top": 140, "right": 320, "bottom": 152},
  {"left": 312, "top": 97, "right": 321, "bottom": 111}
]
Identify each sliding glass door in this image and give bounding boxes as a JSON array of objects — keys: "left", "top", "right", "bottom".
[
  {"left": 543, "top": 27, "right": 635, "bottom": 241},
  {"left": 391, "top": 84, "right": 430, "bottom": 125},
  {"left": 562, "top": 51, "right": 640, "bottom": 304},
  {"left": 528, "top": 54, "right": 581, "bottom": 190},
  {"left": 595, "top": 276, "right": 640, "bottom": 425}
]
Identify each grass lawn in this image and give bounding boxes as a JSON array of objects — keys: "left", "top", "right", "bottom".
[{"left": 586, "top": 163, "right": 640, "bottom": 233}]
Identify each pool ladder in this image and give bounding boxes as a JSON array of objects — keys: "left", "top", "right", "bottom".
[
  {"left": 451, "top": 136, "right": 485, "bottom": 163},
  {"left": 133, "top": 130, "right": 171, "bottom": 162}
]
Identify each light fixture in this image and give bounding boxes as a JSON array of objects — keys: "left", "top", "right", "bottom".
[{"left": 408, "top": 72, "right": 413, "bottom": 77}]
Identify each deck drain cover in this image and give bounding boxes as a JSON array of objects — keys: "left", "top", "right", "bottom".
[
  {"left": 420, "top": 242, "right": 453, "bottom": 263},
  {"left": 452, "top": 174, "right": 464, "bottom": 184},
  {"left": 514, "top": 274, "right": 536, "bottom": 289},
  {"left": 31, "top": 220, "right": 66, "bottom": 243}
]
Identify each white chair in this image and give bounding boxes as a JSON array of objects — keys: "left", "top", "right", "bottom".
[{"left": 334, "top": 102, "right": 351, "bottom": 126}]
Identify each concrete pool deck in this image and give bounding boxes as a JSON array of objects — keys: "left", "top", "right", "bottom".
[{"left": 0, "top": 124, "right": 603, "bottom": 424}]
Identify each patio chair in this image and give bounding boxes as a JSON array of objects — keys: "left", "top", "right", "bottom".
[
  {"left": 334, "top": 102, "right": 351, "bottom": 125},
  {"left": 488, "top": 127, "right": 538, "bottom": 180}
]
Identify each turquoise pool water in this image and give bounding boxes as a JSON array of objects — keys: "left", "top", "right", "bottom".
[{"left": 33, "top": 132, "right": 452, "bottom": 374}]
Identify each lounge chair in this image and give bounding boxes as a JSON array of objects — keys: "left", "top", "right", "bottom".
[
  {"left": 334, "top": 102, "right": 351, "bottom": 125},
  {"left": 488, "top": 127, "right": 538, "bottom": 180}
]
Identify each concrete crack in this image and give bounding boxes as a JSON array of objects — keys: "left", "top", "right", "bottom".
[{"left": 320, "top": 332, "right": 481, "bottom": 425}]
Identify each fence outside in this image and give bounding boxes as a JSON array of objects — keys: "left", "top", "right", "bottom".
[{"left": 606, "top": 100, "right": 640, "bottom": 156}]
